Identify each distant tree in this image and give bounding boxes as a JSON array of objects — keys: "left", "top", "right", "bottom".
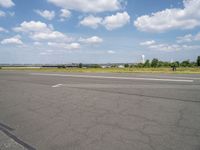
[
  {"left": 136, "top": 63, "right": 144, "bottom": 68},
  {"left": 111, "top": 64, "right": 117, "bottom": 68},
  {"left": 124, "top": 64, "right": 129, "bottom": 68},
  {"left": 180, "top": 60, "right": 190, "bottom": 67},
  {"left": 197, "top": 56, "right": 200, "bottom": 67},
  {"left": 144, "top": 60, "right": 150, "bottom": 67},
  {"left": 157, "top": 61, "right": 165, "bottom": 67},
  {"left": 190, "top": 61, "right": 197, "bottom": 67},
  {"left": 90, "top": 64, "right": 101, "bottom": 68},
  {"left": 151, "top": 58, "right": 159, "bottom": 67},
  {"left": 174, "top": 61, "right": 180, "bottom": 67},
  {"left": 78, "top": 63, "right": 83, "bottom": 68}
]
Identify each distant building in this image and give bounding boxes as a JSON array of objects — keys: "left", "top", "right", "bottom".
[{"left": 118, "top": 65, "right": 125, "bottom": 68}]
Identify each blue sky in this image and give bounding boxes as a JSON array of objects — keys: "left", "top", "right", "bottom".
[{"left": 0, "top": 0, "right": 200, "bottom": 64}]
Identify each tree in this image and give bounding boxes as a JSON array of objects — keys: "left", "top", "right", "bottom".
[
  {"left": 197, "top": 56, "right": 200, "bottom": 67},
  {"left": 124, "top": 64, "right": 129, "bottom": 68},
  {"left": 180, "top": 60, "right": 190, "bottom": 67},
  {"left": 78, "top": 63, "right": 83, "bottom": 68},
  {"left": 136, "top": 63, "right": 144, "bottom": 68},
  {"left": 174, "top": 61, "right": 180, "bottom": 67},
  {"left": 144, "top": 60, "right": 150, "bottom": 67},
  {"left": 151, "top": 58, "right": 159, "bottom": 67}
]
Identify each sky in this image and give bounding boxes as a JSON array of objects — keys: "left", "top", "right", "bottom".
[{"left": 0, "top": 0, "right": 200, "bottom": 64}]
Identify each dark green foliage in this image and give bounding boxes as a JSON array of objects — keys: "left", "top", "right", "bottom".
[
  {"left": 180, "top": 60, "right": 190, "bottom": 67},
  {"left": 136, "top": 63, "right": 144, "bottom": 68},
  {"left": 78, "top": 63, "right": 83, "bottom": 68},
  {"left": 124, "top": 64, "right": 129, "bottom": 68},
  {"left": 57, "top": 65, "right": 66, "bottom": 68},
  {"left": 144, "top": 60, "right": 150, "bottom": 67},
  {"left": 90, "top": 64, "right": 101, "bottom": 68},
  {"left": 111, "top": 64, "right": 117, "bottom": 68},
  {"left": 197, "top": 56, "right": 200, "bottom": 66},
  {"left": 151, "top": 58, "right": 159, "bottom": 67}
]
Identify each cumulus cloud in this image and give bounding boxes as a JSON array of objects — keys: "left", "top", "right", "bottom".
[
  {"left": 80, "top": 12, "right": 130, "bottom": 30},
  {"left": 48, "top": 42, "right": 80, "bottom": 50},
  {"left": 140, "top": 40, "right": 200, "bottom": 52},
  {"left": 31, "top": 31, "right": 66, "bottom": 41},
  {"left": 35, "top": 10, "right": 55, "bottom": 20},
  {"left": 177, "top": 32, "right": 200, "bottom": 43},
  {"left": 80, "top": 15, "right": 102, "bottom": 29},
  {"left": 140, "top": 40, "right": 156, "bottom": 46},
  {"left": 13, "top": 21, "right": 72, "bottom": 42},
  {"left": 0, "top": 0, "right": 14, "bottom": 8},
  {"left": 0, "top": 27, "right": 7, "bottom": 32},
  {"left": 1, "top": 35, "right": 23, "bottom": 45},
  {"left": 79, "top": 36, "right": 103, "bottom": 44},
  {"left": 47, "top": 0, "right": 123, "bottom": 13},
  {"left": 134, "top": 0, "right": 200, "bottom": 32},
  {"left": 0, "top": 10, "right": 6, "bottom": 17},
  {"left": 13, "top": 21, "right": 51, "bottom": 33},
  {"left": 102, "top": 11, "right": 130, "bottom": 30},
  {"left": 60, "top": 9, "right": 71, "bottom": 21}
]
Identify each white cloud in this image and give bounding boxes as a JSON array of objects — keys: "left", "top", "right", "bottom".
[
  {"left": 107, "top": 50, "right": 116, "bottom": 54},
  {"left": 177, "top": 32, "right": 200, "bottom": 43},
  {"left": 140, "top": 40, "right": 200, "bottom": 52},
  {"left": 35, "top": 10, "right": 55, "bottom": 20},
  {"left": 80, "top": 15, "right": 102, "bottom": 29},
  {"left": 102, "top": 11, "right": 130, "bottom": 30},
  {"left": 48, "top": 42, "right": 80, "bottom": 50},
  {"left": 0, "top": 10, "right": 6, "bottom": 17},
  {"left": 1, "top": 35, "right": 23, "bottom": 45},
  {"left": 0, "top": 27, "right": 7, "bottom": 32},
  {"left": 177, "top": 34, "right": 193, "bottom": 43},
  {"left": 13, "top": 21, "right": 51, "bottom": 33},
  {"left": 80, "top": 12, "right": 130, "bottom": 30},
  {"left": 67, "top": 43, "right": 80, "bottom": 49},
  {"left": 60, "top": 9, "right": 71, "bottom": 20},
  {"left": 79, "top": 36, "right": 103, "bottom": 44},
  {"left": 13, "top": 21, "right": 72, "bottom": 42},
  {"left": 47, "top": 0, "right": 123, "bottom": 13},
  {"left": 33, "top": 42, "right": 42, "bottom": 46},
  {"left": 134, "top": 0, "right": 200, "bottom": 32},
  {"left": 140, "top": 40, "right": 156, "bottom": 46},
  {"left": 0, "top": 0, "right": 14, "bottom": 8},
  {"left": 31, "top": 31, "right": 66, "bottom": 41}
]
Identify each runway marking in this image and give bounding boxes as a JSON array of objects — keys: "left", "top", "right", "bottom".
[
  {"left": 139, "top": 75, "right": 200, "bottom": 80},
  {"left": 52, "top": 84, "right": 64, "bottom": 88},
  {"left": 30, "top": 73, "right": 194, "bottom": 83}
]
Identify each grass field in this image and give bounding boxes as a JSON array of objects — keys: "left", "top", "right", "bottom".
[{"left": 1, "top": 67, "right": 200, "bottom": 74}]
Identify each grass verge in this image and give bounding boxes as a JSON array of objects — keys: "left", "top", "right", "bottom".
[{"left": 1, "top": 67, "right": 200, "bottom": 74}]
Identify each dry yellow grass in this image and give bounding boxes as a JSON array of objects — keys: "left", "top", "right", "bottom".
[{"left": 1, "top": 67, "right": 200, "bottom": 74}]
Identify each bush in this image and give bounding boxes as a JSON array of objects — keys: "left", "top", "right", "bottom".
[{"left": 124, "top": 64, "right": 129, "bottom": 68}]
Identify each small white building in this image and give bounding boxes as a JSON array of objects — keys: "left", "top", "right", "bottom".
[{"left": 118, "top": 65, "right": 125, "bottom": 68}]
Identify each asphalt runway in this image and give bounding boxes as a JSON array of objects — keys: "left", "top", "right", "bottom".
[{"left": 0, "top": 71, "right": 200, "bottom": 150}]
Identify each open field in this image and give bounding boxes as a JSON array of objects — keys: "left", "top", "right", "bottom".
[
  {"left": 0, "top": 71, "right": 200, "bottom": 150},
  {"left": 1, "top": 67, "right": 200, "bottom": 74}
]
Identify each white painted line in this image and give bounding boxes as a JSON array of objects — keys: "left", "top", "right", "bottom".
[
  {"left": 52, "top": 84, "right": 64, "bottom": 88},
  {"left": 140, "top": 75, "right": 200, "bottom": 80},
  {"left": 30, "top": 73, "right": 194, "bottom": 83}
]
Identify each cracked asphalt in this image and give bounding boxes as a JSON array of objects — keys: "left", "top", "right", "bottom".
[{"left": 0, "top": 71, "right": 200, "bottom": 150}]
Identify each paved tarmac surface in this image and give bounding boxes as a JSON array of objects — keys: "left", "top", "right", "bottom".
[{"left": 0, "top": 71, "right": 200, "bottom": 150}]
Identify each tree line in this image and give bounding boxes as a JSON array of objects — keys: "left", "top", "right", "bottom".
[{"left": 124, "top": 56, "right": 200, "bottom": 68}]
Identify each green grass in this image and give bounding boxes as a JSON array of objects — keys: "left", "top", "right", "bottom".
[{"left": 1, "top": 67, "right": 200, "bottom": 74}]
